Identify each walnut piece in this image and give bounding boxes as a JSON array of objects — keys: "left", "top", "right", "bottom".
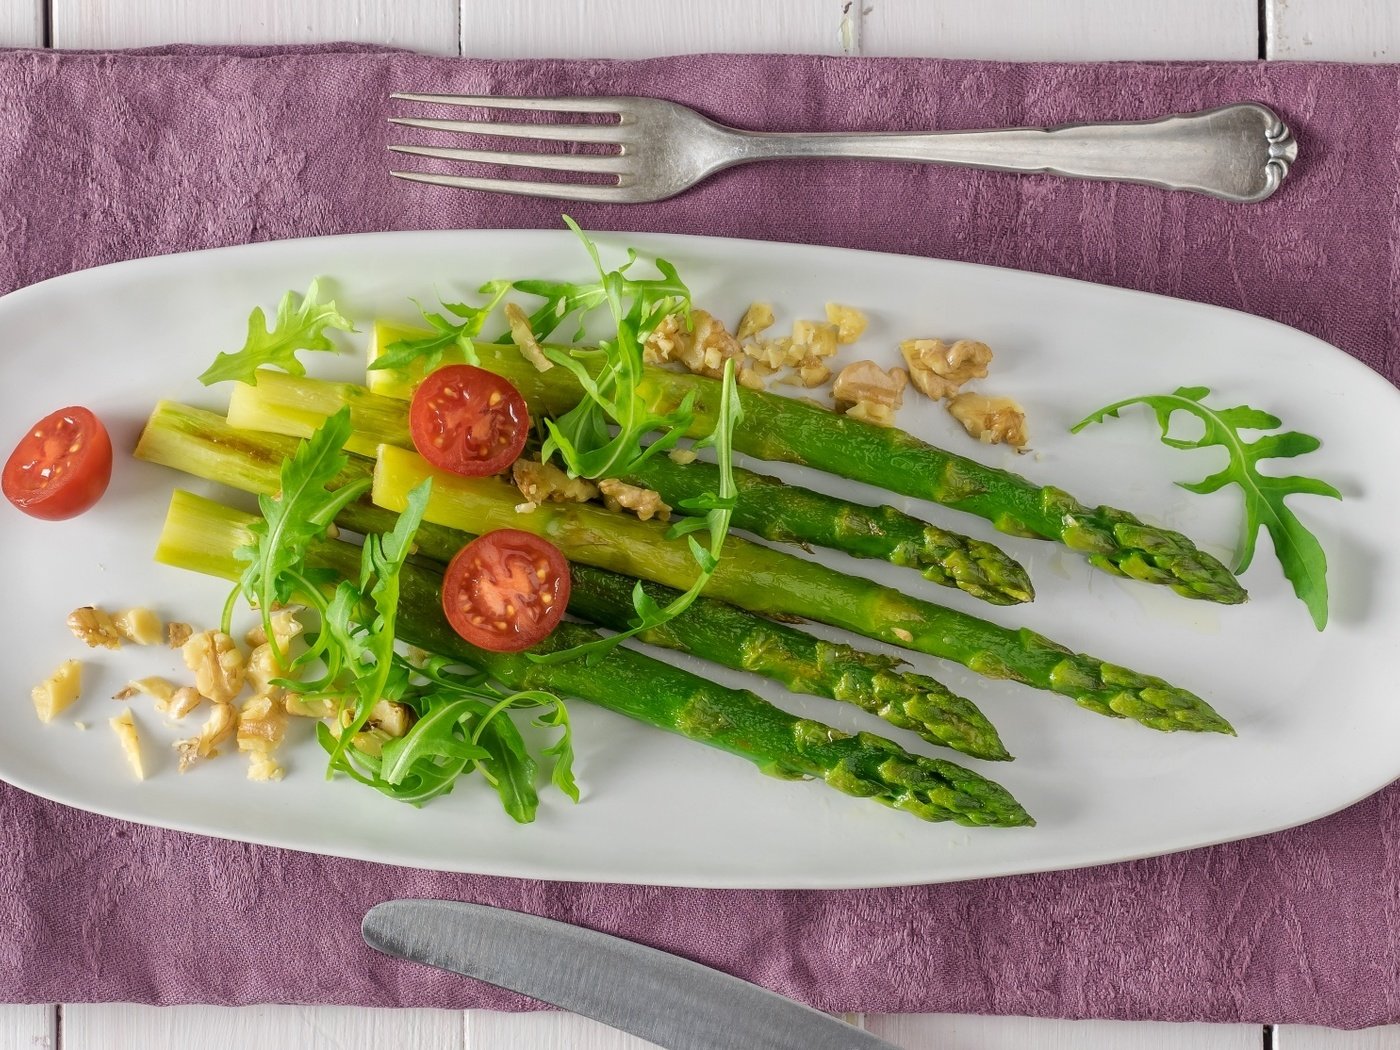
[
  {"left": 832, "top": 360, "right": 908, "bottom": 428},
  {"left": 791, "top": 320, "right": 840, "bottom": 359},
  {"left": 598, "top": 479, "right": 671, "bottom": 522},
  {"left": 113, "top": 607, "right": 163, "bottom": 646},
  {"left": 113, "top": 676, "right": 174, "bottom": 703},
  {"left": 505, "top": 301, "right": 553, "bottom": 372},
  {"left": 667, "top": 448, "right": 698, "bottom": 465},
  {"left": 824, "top": 303, "right": 869, "bottom": 344},
  {"left": 67, "top": 607, "right": 121, "bottom": 649},
  {"left": 735, "top": 302, "right": 776, "bottom": 342},
  {"left": 947, "top": 393, "right": 1028, "bottom": 449},
  {"left": 512, "top": 459, "right": 598, "bottom": 505},
  {"left": 166, "top": 621, "right": 194, "bottom": 649},
  {"left": 237, "top": 694, "right": 287, "bottom": 755},
  {"left": 181, "top": 630, "right": 247, "bottom": 705},
  {"left": 779, "top": 359, "right": 832, "bottom": 389},
  {"left": 176, "top": 701, "right": 236, "bottom": 771},
  {"left": 244, "top": 608, "right": 303, "bottom": 651},
  {"left": 110, "top": 709, "right": 144, "bottom": 780},
  {"left": 900, "top": 338, "right": 993, "bottom": 401},
  {"left": 285, "top": 694, "right": 339, "bottom": 719},
  {"left": 166, "top": 686, "right": 203, "bottom": 720},
  {"left": 33, "top": 660, "right": 81, "bottom": 724},
  {"left": 351, "top": 699, "right": 416, "bottom": 758},
  {"left": 643, "top": 309, "right": 740, "bottom": 379}
]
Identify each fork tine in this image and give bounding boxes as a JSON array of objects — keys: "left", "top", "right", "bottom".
[
  {"left": 388, "top": 143, "right": 629, "bottom": 174},
  {"left": 390, "top": 170, "right": 632, "bottom": 203},
  {"left": 387, "top": 116, "right": 623, "bottom": 143},
  {"left": 390, "top": 92, "right": 623, "bottom": 114}
]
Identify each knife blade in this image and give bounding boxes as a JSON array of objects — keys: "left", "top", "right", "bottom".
[{"left": 362, "top": 899, "right": 900, "bottom": 1050}]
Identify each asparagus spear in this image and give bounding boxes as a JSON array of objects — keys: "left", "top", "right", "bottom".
[
  {"left": 154, "top": 489, "right": 1033, "bottom": 828},
  {"left": 369, "top": 338, "right": 1246, "bottom": 604},
  {"left": 374, "top": 443, "right": 1235, "bottom": 735},
  {"left": 135, "top": 401, "right": 1009, "bottom": 760}
]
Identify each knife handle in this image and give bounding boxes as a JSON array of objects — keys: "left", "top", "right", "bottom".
[{"left": 731, "top": 103, "right": 1297, "bottom": 203}]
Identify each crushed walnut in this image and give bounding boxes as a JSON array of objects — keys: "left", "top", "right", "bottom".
[
  {"left": 348, "top": 699, "right": 415, "bottom": 758},
  {"left": 181, "top": 630, "right": 247, "bottom": 705},
  {"left": 166, "top": 621, "right": 193, "bottom": 649},
  {"left": 244, "top": 608, "right": 303, "bottom": 651},
  {"left": 900, "top": 338, "right": 993, "bottom": 401},
  {"left": 643, "top": 309, "right": 741, "bottom": 379},
  {"left": 832, "top": 360, "right": 908, "bottom": 428},
  {"left": 734, "top": 302, "right": 775, "bottom": 342},
  {"left": 176, "top": 701, "right": 236, "bottom": 771},
  {"left": 505, "top": 301, "right": 553, "bottom": 372},
  {"left": 112, "top": 607, "right": 163, "bottom": 646},
  {"left": 67, "top": 606, "right": 122, "bottom": 649},
  {"left": 947, "top": 393, "right": 1029, "bottom": 450},
  {"left": 598, "top": 479, "right": 671, "bottom": 522},
  {"left": 110, "top": 709, "right": 145, "bottom": 780},
  {"left": 33, "top": 659, "right": 81, "bottom": 723},
  {"left": 237, "top": 694, "right": 288, "bottom": 781},
  {"left": 512, "top": 459, "right": 598, "bottom": 505},
  {"left": 824, "top": 303, "right": 869, "bottom": 344}
]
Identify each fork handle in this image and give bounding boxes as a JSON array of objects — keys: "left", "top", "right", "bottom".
[{"left": 727, "top": 103, "right": 1296, "bottom": 203}]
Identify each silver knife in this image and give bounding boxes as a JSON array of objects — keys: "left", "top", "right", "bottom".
[{"left": 363, "top": 899, "right": 901, "bottom": 1050}]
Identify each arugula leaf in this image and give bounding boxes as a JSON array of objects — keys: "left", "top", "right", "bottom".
[
  {"left": 533, "top": 357, "right": 744, "bottom": 664},
  {"left": 229, "top": 406, "right": 368, "bottom": 649},
  {"left": 474, "top": 708, "right": 540, "bottom": 823},
  {"left": 1072, "top": 386, "right": 1341, "bottom": 630},
  {"left": 199, "top": 280, "right": 355, "bottom": 386},
  {"left": 369, "top": 281, "right": 511, "bottom": 376},
  {"left": 505, "top": 216, "right": 698, "bottom": 482}
]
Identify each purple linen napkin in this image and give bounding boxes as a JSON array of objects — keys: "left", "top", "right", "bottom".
[{"left": 2, "top": 44, "right": 1399, "bottom": 1028}]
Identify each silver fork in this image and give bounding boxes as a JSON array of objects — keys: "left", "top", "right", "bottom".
[{"left": 388, "top": 93, "right": 1296, "bottom": 205}]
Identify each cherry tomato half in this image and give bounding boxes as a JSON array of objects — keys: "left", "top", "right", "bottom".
[
  {"left": 442, "top": 529, "right": 572, "bottom": 653},
  {"left": 410, "top": 364, "right": 529, "bottom": 477},
  {"left": 3, "top": 406, "right": 113, "bottom": 521}
]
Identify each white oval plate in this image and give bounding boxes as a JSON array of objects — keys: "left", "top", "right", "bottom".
[{"left": 1, "top": 229, "right": 1396, "bottom": 889}]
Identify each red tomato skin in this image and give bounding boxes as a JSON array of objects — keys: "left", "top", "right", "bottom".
[
  {"left": 2, "top": 406, "right": 114, "bottom": 521},
  {"left": 442, "top": 529, "right": 572, "bottom": 653},
  {"left": 410, "top": 365, "right": 530, "bottom": 477}
]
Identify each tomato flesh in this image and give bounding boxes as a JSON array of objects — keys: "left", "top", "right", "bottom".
[
  {"left": 442, "top": 530, "right": 571, "bottom": 653},
  {"left": 410, "top": 364, "right": 529, "bottom": 477},
  {"left": 3, "top": 406, "right": 113, "bottom": 521}
]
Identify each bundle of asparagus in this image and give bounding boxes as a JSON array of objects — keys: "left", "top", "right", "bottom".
[
  {"left": 213, "top": 378, "right": 1232, "bottom": 735},
  {"left": 153, "top": 488, "right": 1033, "bottom": 828}
]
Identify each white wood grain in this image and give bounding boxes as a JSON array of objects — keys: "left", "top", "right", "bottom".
[
  {"left": 467, "top": 1011, "right": 664, "bottom": 1049},
  {"left": 48, "top": 0, "right": 459, "bottom": 54},
  {"left": 62, "top": 1004, "right": 464, "bottom": 1049},
  {"left": 1277, "top": 1025, "right": 1400, "bottom": 1049},
  {"left": 859, "top": 0, "right": 1258, "bottom": 59},
  {"left": 0, "top": 1006, "right": 54, "bottom": 1050},
  {"left": 865, "top": 1013, "right": 1263, "bottom": 1049},
  {"left": 1266, "top": 0, "right": 1399, "bottom": 60},
  {"left": 0, "top": 0, "right": 42, "bottom": 47},
  {"left": 459, "top": 0, "right": 846, "bottom": 58}
]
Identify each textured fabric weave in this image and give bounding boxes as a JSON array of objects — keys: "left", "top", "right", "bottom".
[{"left": 2, "top": 45, "right": 1398, "bottom": 1027}]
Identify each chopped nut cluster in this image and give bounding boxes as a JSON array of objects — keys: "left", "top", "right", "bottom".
[
  {"left": 947, "top": 393, "right": 1029, "bottom": 450},
  {"left": 176, "top": 701, "right": 236, "bottom": 772},
  {"left": 598, "top": 478, "right": 671, "bottom": 522},
  {"left": 512, "top": 459, "right": 598, "bottom": 506},
  {"left": 644, "top": 309, "right": 741, "bottom": 380},
  {"left": 900, "top": 338, "right": 993, "bottom": 401},
  {"left": 832, "top": 360, "right": 908, "bottom": 428},
  {"left": 825, "top": 303, "right": 868, "bottom": 344},
  {"left": 67, "top": 606, "right": 166, "bottom": 649}
]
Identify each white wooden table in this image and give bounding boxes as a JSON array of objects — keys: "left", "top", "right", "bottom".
[{"left": 0, "top": 0, "right": 1392, "bottom": 1046}]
